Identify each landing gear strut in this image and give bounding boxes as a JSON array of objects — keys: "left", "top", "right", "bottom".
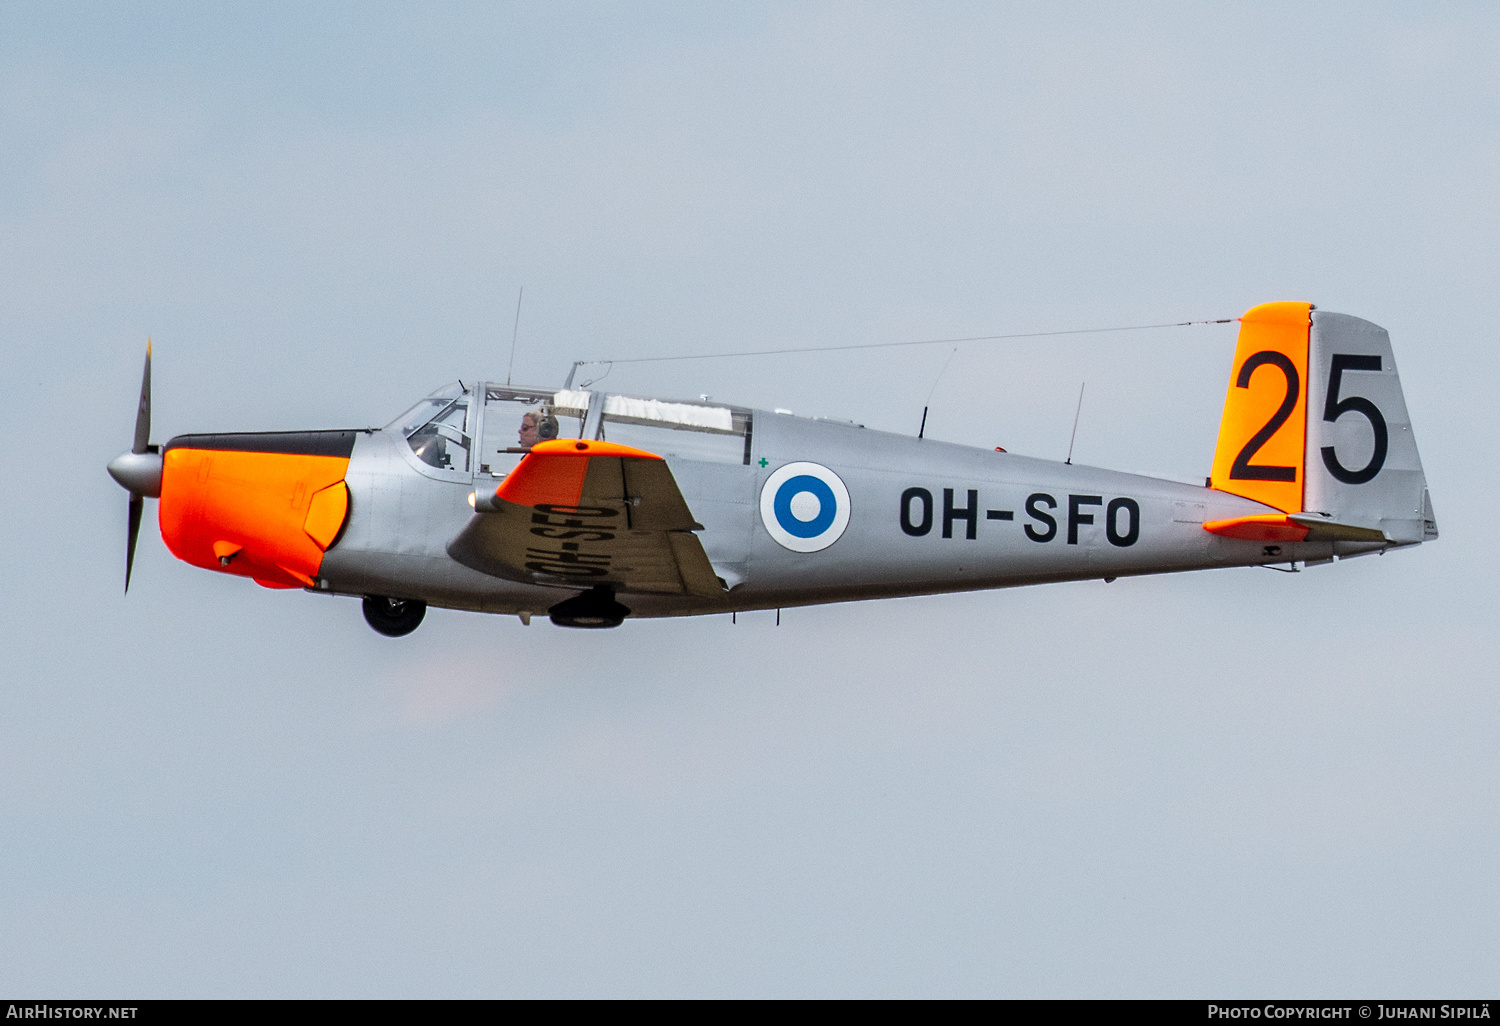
[
  {"left": 548, "top": 586, "right": 629, "bottom": 629},
  {"left": 362, "top": 595, "right": 427, "bottom": 636}
]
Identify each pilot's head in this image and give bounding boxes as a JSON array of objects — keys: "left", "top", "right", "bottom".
[{"left": 518, "top": 412, "right": 540, "bottom": 450}]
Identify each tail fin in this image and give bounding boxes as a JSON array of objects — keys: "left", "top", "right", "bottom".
[{"left": 1209, "top": 302, "right": 1436, "bottom": 544}]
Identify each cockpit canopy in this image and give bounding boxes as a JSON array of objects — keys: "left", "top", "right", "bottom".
[
  {"left": 387, "top": 384, "right": 472, "bottom": 471},
  {"left": 389, "top": 382, "right": 753, "bottom": 476}
]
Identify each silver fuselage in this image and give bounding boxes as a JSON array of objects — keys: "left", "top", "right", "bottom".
[{"left": 319, "top": 408, "right": 1384, "bottom": 619}]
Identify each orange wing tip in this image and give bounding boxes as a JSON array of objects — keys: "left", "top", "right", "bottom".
[
  {"left": 1202, "top": 514, "right": 1310, "bottom": 542},
  {"left": 528, "top": 439, "right": 663, "bottom": 460},
  {"left": 493, "top": 439, "right": 665, "bottom": 508}
]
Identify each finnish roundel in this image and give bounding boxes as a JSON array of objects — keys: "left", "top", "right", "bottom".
[{"left": 760, "top": 462, "right": 851, "bottom": 553}]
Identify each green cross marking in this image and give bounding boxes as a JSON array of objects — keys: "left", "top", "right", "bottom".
[{"left": 757, "top": 457, "right": 769, "bottom": 468}]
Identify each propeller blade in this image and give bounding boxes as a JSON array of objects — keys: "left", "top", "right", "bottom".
[
  {"left": 132, "top": 340, "right": 151, "bottom": 455},
  {"left": 126, "top": 493, "right": 143, "bottom": 593}
]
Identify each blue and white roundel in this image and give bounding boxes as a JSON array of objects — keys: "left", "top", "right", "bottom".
[{"left": 760, "top": 462, "right": 851, "bottom": 553}]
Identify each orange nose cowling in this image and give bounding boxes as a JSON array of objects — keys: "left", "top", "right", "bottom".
[{"left": 159, "top": 448, "right": 350, "bottom": 589}]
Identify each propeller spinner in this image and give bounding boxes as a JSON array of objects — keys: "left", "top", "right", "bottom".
[{"left": 107, "top": 342, "right": 163, "bottom": 592}]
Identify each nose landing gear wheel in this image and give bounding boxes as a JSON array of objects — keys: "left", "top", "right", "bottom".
[{"left": 362, "top": 595, "right": 427, "bottom": 636}]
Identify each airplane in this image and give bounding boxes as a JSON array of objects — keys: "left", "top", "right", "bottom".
[{"left": 107, "top": 301, "right": 1436, "bottom": 635}]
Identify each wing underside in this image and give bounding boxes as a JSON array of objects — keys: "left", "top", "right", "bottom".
[{"left": 446, "top": 440, "right": 723, "bottom": 597}]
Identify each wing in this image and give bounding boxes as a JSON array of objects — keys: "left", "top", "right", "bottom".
[{"left": 446, "top": 439, "right": 724, "bottom": 597}]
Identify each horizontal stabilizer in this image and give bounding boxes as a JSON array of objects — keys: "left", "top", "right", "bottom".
[{"left": 1203, "top": 513, "right": 1387, "bottom": 543}]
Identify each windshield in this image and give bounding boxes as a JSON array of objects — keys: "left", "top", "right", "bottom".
[
  {"left": 386, "top": 382, "right": 467, "bottom": 433},
  {"left": 389, "top": 383, "right": 472, "bottom": 472}
]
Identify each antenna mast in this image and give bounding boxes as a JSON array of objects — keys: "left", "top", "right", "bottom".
[
  {"left": 506, "top": 286, "right": 524, "bottom": 386},
  {"left": 1065, "top": 382, "right": 1085, "bottom": 465},
  {"left": 918, "top": 347, "right": 959, "bottom": 440}
]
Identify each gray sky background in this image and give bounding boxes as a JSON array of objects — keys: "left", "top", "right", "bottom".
[{"left": 2, "top": 1, "right": 1497, "bottom": 997}]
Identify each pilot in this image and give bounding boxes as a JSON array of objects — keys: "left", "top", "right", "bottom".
[
  {"left": 518, "top": 409, "right": 559, "bottom": 451},
  {"left": 517, "top": 412, "right": 541, "bottom": 450}
]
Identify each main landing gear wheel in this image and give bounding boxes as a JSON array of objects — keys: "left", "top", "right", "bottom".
[
  {"left": 362, "top": 595, "right": 427, "bottom": 637},
  {"left": 548, "top": 586, "right": 630, "bottom": 629}
]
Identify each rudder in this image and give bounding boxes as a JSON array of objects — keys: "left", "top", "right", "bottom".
[{"left": 1304, "top": 311, "right": 1435, "bottom": 543}]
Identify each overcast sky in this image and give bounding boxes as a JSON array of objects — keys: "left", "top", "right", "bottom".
[{"left": 3, "top": 1, "right": 1498, "bottom": 997}]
